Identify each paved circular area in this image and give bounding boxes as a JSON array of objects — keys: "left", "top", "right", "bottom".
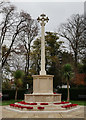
[{"left": 0, "top": 105, "right": 85, "bottom": 118}]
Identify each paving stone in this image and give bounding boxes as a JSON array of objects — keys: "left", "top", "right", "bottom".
[{"left": 2, "top": 105, "right": 85, "bottom": 118}]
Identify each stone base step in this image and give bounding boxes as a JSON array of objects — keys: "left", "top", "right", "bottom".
[
  {"left": 9, "top": 105, "right": 78, "bottom": 111},
  {"left": 10, "top": 102, "right": 78, "bottom": 111}
]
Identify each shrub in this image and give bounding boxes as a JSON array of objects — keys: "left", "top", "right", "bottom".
[
  {"left": 58, "top": 88, "right": 86, "bottom": 100},
  {"left": 2, "top": 89, "right": 26, "bottom": 100}
]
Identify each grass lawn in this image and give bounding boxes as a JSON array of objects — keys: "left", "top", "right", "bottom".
[
  {"left": 0, "top": 100, "right": 86, "bottom": 106},
  {"left": 69, "top": 100, "right": 86, "bottom": 106},
  {"left": 0, "top": 100, "right": 22, "bottom": 106}
]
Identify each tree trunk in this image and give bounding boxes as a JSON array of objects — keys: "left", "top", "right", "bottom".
[
  {"left": 15, "top": 87, "right": 18, "bottom": 101},
  {"left": 74, "top": 51, "right": 78, "bottom": 73},
  {"left": 27, "top": 43, "right": 30, "bottom": 75},
  {"left": 67, "top": 79, "right": 70, "bottom": 102},
  {"left": 27, "top": 52, "right": 29, "bottom": 75},
  {"left": 25, "top": 44, "right": 30, "bottom": 76},
  {"left": 2, "top": 32, "right": 18, "bottom": 67},
  {"left": 25, "top": 53, "right": 28, "bottom": 75},
  {"left": 0, "top": 42, "right": 2, "bottom": 92}
]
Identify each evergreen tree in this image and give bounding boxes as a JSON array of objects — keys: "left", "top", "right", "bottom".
[{"left": 63, "top": 64, "right": 73, "bottom": 101}]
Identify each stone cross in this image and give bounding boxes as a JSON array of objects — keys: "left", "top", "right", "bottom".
[{"left": 37, "top": 14, "right": 49, "bottom": 75}]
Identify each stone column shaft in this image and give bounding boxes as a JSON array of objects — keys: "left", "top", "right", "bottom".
[{"left": 40, "top": 21, "right": 46, "bottom": 75}]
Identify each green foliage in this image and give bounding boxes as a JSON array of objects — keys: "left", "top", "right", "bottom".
[
  {"left": 69, "top": 101, "right": 86, "bottom": 106},
  {"left": 31, "top": 32, "right": 69, "bottom": 87},
  {"left": 15, "top": 78, "right": 22, "bottom": 87},
  {"left": 13, "top": 70, "right": 25, "bottom": 101},
  {"left": 62, "top": 64, "right": 73, "bottom": 101},
  {"left": 82, "top": 58, "right": 86, "bottom": 73},
  {"left": 27, "top": 75, "right": 33, "bottom": 85},
  {"left": 2, "top": 88, "right": 85, "bottom": 101},
  {"left": 31, "top": 32, "right": 63, "bottom": 80},
  {"left": 63, "top": 64, "right": 72, "bottom": 72},
  {"left": 78, "top": 64, "right": 84, "bottom": 73},
  {"left": 1, "top": 100, "right": 86, "bottom": 106},
  {"left": 14, "top": 70, "right": 24, "bottom": 80},
  {"left": 62, "top": 64, "right": 73, "bottom": 81},
  {"left": 13, "top": 70, "right": 24, "bottom": 87},
  {"left": 45, "top": 32, "right": 62, "bottom": 58},
  {"left": 61, "top": 52, "right": 74, "bottom": 66},
  {"left": 22, "top": 74, "right": 33, "bottom": 89},
  {"left": 77, "top": 58, "right": 86, "bottom": 73},
  {"left": 30, "top": 38, "right": 41, "bottom": 75},
  {"left": 2, "top": 79, "right": 11, "bottom": 90},
  {"left": 1, "top": 100, "right": 22, "bottom": 106},
  {"left": 45, "top": 32, "right": 63, "bottom": 87},
  {"left": 2, "top": 63, "right": 12, "bottom": 90}
]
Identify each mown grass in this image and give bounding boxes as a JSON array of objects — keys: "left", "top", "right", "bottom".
[
  {"left": 69, "top": 100, "right": 86, "bottom": 106},
  {"left": 0, "top": 100, "right": 22, "bottom": 106}
]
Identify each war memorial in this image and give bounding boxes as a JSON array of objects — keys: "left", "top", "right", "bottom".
[
  {"left": 25, "top": 14, "right": 61, "bottom": 103},
  {"left": 6, "top": 14, "right": 79, "bottom": 115}
]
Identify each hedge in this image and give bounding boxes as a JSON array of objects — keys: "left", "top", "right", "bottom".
[
  {"left": 2, "top": 89, "right": 26, "bottom": 100},
  {"left": 58, "top": 88, "right": 86, "bottom": 100},
  {"left": 2, "top": 88, "right": 86, "bottom": 100}
]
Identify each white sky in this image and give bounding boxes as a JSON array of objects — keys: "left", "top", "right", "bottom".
[
  {"left": 11, "top": 0, "right": 85, "bottom": 2},
  {"left": 12, "top": 2, "right": 84, "bottom": 32},
  {"left": 1, "top": 0, "right": 85, "bottom": 51},
  {"left": 11, "top": 1, "right": 84, "bottom": 52}
]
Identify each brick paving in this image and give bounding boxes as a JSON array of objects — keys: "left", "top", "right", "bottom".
[{"left": 0, "top": 105, "right": 85, "bottom": 119}]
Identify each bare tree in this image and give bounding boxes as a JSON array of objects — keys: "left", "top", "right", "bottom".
[
  {"left": 0, "top": 1, "right": 15, "bottom": 44},
  {"left": 0, "top": 2, "right": 38, "bottom": 78},
  {"left": 18, "top": 12, "right": 39, "bottom": 75},
  {"left": 7, "top": 44, "right": 26, "bottom": 71},
  {"left": 58, "top": 14, "right": 85, "bottom": 72},
  {"left": 0, "top": 4, "right": 32, "bottom": 67},
  {"left": 0, "top": 4, "right": 16, "bottom": 67},
  {"left": 0, "top": 0, "right": 8, "bottom": 91},
  {"left": 0, "top": 1, "right": 10, "bottom": 13}
]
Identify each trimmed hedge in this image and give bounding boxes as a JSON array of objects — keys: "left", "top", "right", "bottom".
[
  {"left": 2, "top": 88, "right": 86, "bottom": 100},
  {"left": 2, "top": 90, "right": 26, "bottom": 100},
  {"left": 58, "top": 88, "right": 86, "bottom": 100}
]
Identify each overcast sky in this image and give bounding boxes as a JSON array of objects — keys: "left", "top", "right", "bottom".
[
  {"left": 12, "top": 2, "right": 84, "bottom": 32},
  {"left": 7, "top": 1, "right": 84, "bottom": 51},
  {"left": 1, "top": 1, "right": 84, "bottom": 51}
]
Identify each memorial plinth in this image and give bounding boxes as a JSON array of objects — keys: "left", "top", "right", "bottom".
[
  {"left": 24, "top": 14, "right": 61, "bottom": 103},
  {"left": 25, "top": 75, "right": 61, "bottom": 102},
  {"left": 33, "top": 75, "right": 53, "bottom": 94}
]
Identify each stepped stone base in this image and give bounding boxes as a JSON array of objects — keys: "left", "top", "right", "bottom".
[
  {"left": 25, "top": 75, "right": 61, "bottom": 103},
  {"left": 24, "top": 94, "right": 61, "bottom": 102}
]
